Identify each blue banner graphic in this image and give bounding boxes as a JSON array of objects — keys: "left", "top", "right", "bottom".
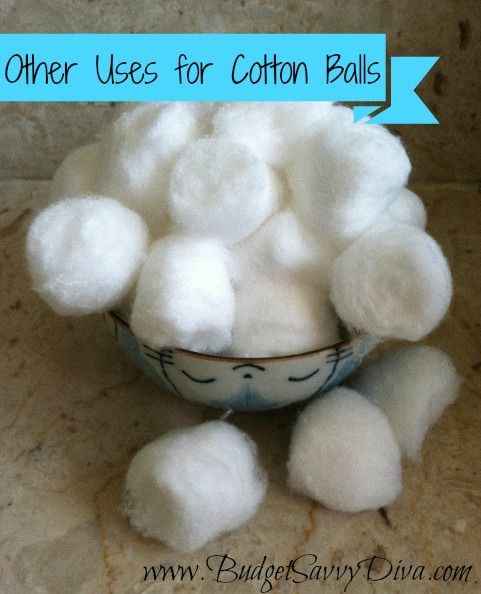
[{"left": 0, "top": 34, "right": 438, "bottom": 124}]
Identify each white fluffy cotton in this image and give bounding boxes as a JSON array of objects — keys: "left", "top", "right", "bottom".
[
  {"left": 371, "top": 188, "right": 427, "bottom": 231},
  {"left": 26, "top": 196, "right": 149, "bottom": 315},
  {"left": 49, "top": 143, "right": 100, "bottom": 201},
  {"left": 287, "top": 110, "right": 411, "bottom": 242},
  {"left": 330, "top": 224, "right": 452, "bottom": 340},
  {"left": 97, "top": 102, "right": 208, "bottom": 236},
  {"left": 124, "top": 421, "right": 267, "bottom": 552},
  {"left": 168, "top": 138, "right": 278, "bottom": 244},
  {"left": 231, "top": 275, "right": 339, "bottom": 357},
  {"left": 213, "top": 102, "right": 334, "bottom": 167},
  {"left": 36, "top": 102, "right": 453, "bottom": 362},
  {"left": 287, "top": 387, "right": 402, "bottom": 512},
  {"left": 388, "top": 188, "right": 427, "bottom": 229},
  {"left": 131, "top": 235, "right": 235, "bottom": 352},
  {"left": 231, "top": 209, "right": 336, "bottom": 287},
  {"left": 353, "top": 346, "right": 459, "bottom": 460}
]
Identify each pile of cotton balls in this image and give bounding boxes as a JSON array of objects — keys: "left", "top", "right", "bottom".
[
  {"left": 26, "top": 102, "right": 452, "bottom": 356},
  {"left": 25, "top": 102, "right": 459, "bottom": 553}
]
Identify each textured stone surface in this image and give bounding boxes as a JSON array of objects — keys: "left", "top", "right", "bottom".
[
  {"left": 0, "top": 1, "right": 480, "bottom": 182},
  {"left": 1, "top": 180, "right": 480, "bottom": 593}
]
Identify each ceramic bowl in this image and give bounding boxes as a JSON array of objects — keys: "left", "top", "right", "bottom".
[{"left": 105, "top": 311, "right": 379, "bottom": 411}]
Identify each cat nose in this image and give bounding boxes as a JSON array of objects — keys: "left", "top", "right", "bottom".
[{"left": 232, "top": 363, "right": 266, "bottom": 378}]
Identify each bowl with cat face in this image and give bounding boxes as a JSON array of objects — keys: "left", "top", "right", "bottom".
[{"left": 105, "top": 311, "right": 379, "bottom": 412}]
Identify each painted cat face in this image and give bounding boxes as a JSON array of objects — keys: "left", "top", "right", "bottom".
[{"left": 107, "top": 312, "right": 378, "bottom": 411}]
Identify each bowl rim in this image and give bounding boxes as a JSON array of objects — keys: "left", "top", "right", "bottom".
[{"left": 107, "top": 310, "right": 363, "bottom": 363}]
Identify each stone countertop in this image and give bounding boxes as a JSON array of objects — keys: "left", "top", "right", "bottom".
[{"left": 1, "top": 180, "right": 480, "bottom": 593}]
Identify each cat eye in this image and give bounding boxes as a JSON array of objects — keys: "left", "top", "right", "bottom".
[
  {"left": 288, "top": 368, "right": 320, "bottom": 382},
  {"left": 181, "top": 369, "right": 216, "bottom": 384}
]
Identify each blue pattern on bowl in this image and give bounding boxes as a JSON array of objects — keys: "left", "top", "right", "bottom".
[{"left": 105, "top": 311, "right": 379, "bottom": 411}]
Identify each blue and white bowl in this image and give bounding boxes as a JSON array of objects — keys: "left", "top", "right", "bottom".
[{"left": 105, "top": 311, "right": 379, "bottom": 411}]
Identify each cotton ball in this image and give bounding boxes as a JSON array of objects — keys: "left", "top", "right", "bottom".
[
  {"left": 50, "top": 143, "right": 100, "bottom": 201},
  {"left": 168, "top": 138, "right": 279, "bottom": 244},
  {"left": 231, "top": 275, "right": 339, "bottom": 357},
  {"left": 287, "top": 387, "right": 402, "bottom": 512},
  {"left": 352, "top": 346, "right": 460, "bottom": 460},
  {"left": 231, "top": 209, "right": 336, "bottom": 287},
  {"left": 212, "top": 102, "right": 334, "bottom": 167},
  {"left": 111, "top": 101, "right": 170, "bottom": 120},
  {"left": 287, "top": 113, "right": 411, "bottom": 242},
  {"left": 212, "top": 103, "right": 284, "bottom": 167},
  {"left": 264, "top": 211, "right": 326, "bottom": 274},
  {"left": 26, "top": 196, "right": 149, "bottom": 316},
  {"left": 371, "top": 188, "right": 427, "bottom": 231},
  {"left": 124, "top": 421, "right": 267, "bottom": 552},
  {"left": 191, "top": 101, "right": 220, "bottom": 133},
  {"left": 388, "top": 188, "right": 427, "bottom": 229},
  {"left": 277, "top": 101, "right": 336, "bottom": 130},
  {"left": 330, "top": 224, "right": 452, "bottom": 341},
  {"left": 131, "top": 235, "right": 235, "bottom": 352},
  {"left": 97, "top": 102, "right": 206, "bottom": 236}
]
